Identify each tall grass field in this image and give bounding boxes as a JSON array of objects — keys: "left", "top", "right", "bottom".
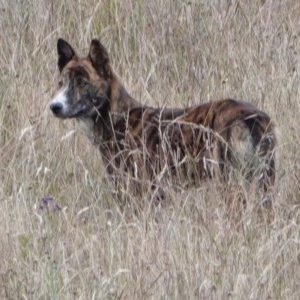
[{"left": 1, "top": 0, "right": 300, "bottom": 299}]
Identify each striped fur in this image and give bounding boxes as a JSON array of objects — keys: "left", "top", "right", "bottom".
[{"left": 50, "top": 39, "right": 278, "bottom": 198}]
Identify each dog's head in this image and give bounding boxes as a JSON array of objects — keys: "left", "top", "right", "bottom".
[{"left": 50, "top": 39, "right": 111, "bottom": 119}]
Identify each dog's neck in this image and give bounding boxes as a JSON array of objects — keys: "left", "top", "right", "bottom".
[
  {"left": 108, "top": 75, "right": 140, "bottom": 124},
  {"left": 81, "top": 73, "right": 140, "bottom": 144}
]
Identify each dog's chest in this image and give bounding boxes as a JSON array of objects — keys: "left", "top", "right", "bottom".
[{"left": 77, "top": 118, "right": 97, "bottom": 144}]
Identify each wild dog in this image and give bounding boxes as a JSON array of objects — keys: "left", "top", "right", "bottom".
[{"left": 50, "top": 39, "right": 278, "bottom": 203}]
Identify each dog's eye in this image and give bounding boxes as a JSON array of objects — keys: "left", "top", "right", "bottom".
[
  {"left": 76, "top": 77, "right": 85, "bottom": 86},
  {"left": 76, "top": 77, "right": 88, "bottom": 87}
]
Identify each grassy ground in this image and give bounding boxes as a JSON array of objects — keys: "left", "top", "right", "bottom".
[{"left": 1, "top": 0, "right": 300, "bottom": 299}]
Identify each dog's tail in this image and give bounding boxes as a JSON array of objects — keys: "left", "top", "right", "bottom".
[
  {"left": 222, "top": 115, "right": 279, "bottom": 195},
  {"left": 255, "top": 123, "right": 280, "bottom": 193}
]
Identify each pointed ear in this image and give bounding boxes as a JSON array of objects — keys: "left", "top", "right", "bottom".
[
  {"left": 57, "top": 39, "right": 77, "bottom": 72},
  {"left": 88, "top": 39, "right": 110, "bottom": 78}
]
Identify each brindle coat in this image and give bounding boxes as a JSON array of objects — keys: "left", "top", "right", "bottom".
[{"left": 50, "top": 39, "right": 278, "bottom": 198}]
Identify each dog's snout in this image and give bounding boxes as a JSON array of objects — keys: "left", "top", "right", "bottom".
[{"left": 50, "top": 102, "right": 63, "bottom": 114}]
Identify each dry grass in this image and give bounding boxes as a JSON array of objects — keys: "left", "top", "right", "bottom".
[{"left": 1, "top": 0, "right": 300, "bottom": 299}]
